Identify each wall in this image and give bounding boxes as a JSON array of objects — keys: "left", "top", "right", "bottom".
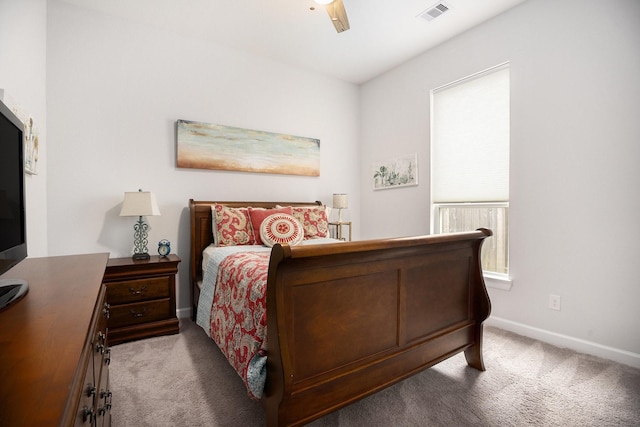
[
  {"left": 46, "top": 0, "right": 360, "bottom": 316},
  {"left": 360, "top": 0, "right": 640, "bottom": 366},
  {"left": 0, "top": 0, "right": 48, "bottom": 257}
]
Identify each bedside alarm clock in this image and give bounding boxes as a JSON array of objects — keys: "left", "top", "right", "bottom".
[{"left": 158, "top": 239, "right": 171, "bottom": 257}]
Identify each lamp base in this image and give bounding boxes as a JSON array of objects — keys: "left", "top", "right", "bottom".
[{"left": 132, "top": 253, "right": 150, "bottom": 261}]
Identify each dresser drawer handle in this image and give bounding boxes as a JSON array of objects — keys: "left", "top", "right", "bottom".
[
  {"left": 86, "top": 384, "right": 96, "bottom": 398},
  {"left": 129, "top": 285, "right": 147, "bottom": 295},
  {"left": 82, "top": 406, "right": 95, "bottom": 423},
  {"left": 99, "top": 389, "right": 113, "bottom": 414},
  {"left": 130, "top": 308, "right": 147, "bottom": 318}
]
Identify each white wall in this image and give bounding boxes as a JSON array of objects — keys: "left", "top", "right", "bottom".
[
  {"left": 360, "top": 0, "right": 640, "bottom": 366},
  {"left": 0, "top": 0, "right": 48, "bottom": 257},
  {"left": 46, "top": 0, "right": 360, "bottom": 315}
]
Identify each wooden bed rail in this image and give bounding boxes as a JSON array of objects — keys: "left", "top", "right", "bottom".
[{"left": 279, "top": 228, "right": 493, "bottom": 258}]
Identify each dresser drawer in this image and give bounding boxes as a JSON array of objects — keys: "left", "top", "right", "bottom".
[
  {"left": 108, "top": 299, "right": 171, "bottom": 328},
  {"left": 106, "top": 277, "right": 170, "bottom": 304}
]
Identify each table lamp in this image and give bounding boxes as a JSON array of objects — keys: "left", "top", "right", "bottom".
[
  {"left": 332, "top": 193, "right": 348, "bottom": 223},
  {"left": 119, "top": 189, "right": 160, "bottom": 260}
]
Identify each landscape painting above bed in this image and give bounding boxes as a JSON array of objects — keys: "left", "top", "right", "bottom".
[{"left": 176, "top": 119, "right": 320, "bottom": 176}]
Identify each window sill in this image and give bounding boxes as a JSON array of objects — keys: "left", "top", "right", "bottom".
[{"left": 483, "top": 273, "right": 512, "bottom": 291}]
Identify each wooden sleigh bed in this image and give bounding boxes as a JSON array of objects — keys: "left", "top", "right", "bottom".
[{"left": 189, "top": 199, "right": 492, "bottom": 426}]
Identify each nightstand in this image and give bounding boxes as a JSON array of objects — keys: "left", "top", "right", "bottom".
[
  {"left": 329, "top": 221, "right": 352, "bottom": 241},
  {"left": 103, "top": 254, "right": 180, "bottom": 345}
]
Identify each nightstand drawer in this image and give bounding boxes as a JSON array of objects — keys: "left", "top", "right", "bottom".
[
  {"left": 106, "top": 277, "right": 170, "bottom": 304},
  {"left": 108, "top": 299, "right": 171, "bottom": 328}
]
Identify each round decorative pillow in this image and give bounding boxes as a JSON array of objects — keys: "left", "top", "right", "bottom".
[{"left": 259, "top": 213, "right": 304, "bottom": 247}]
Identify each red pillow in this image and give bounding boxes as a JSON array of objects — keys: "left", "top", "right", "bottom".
[{"left": 248, "top": 207, "right": 293, "bottom": 245}]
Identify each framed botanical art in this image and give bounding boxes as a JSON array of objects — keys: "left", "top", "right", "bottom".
[{"left": 372, "top": 153, "right": 418, "bottom": 190}]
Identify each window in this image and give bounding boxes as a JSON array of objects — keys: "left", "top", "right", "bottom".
[{"left": 431, "top": 63, "right": 510, "bottom": 277}]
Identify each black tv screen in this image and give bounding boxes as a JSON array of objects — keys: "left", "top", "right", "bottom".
[{"left": 0, "top": 98, "right": 27, "bottom": 276}]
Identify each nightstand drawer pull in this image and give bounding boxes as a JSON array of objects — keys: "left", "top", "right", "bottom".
[
  {"left": 128, "top": 285, "right": 147, "bottom": 295},
  {"left": 130, "top": 308, "right": 147, "bottom": 318}
]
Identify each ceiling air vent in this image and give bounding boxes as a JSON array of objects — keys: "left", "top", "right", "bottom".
[{"left": 418, "top": 2, "right": 450, "bottom": 22}]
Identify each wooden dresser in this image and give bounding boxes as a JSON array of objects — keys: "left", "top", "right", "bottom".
[
  {"left": 103, "top": 254, "right": 180, "bottom": 345},
  {"left": 0, "top": 253, "right": 112, "bottom": 426}
]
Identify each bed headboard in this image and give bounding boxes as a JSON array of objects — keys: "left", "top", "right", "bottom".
[{"left": 189, "top": 199, "right": 322, "bottom": 315}]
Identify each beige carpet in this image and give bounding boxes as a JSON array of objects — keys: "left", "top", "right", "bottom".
[{"left": 110, "top": 320, "right": 640, "bottom": 426}]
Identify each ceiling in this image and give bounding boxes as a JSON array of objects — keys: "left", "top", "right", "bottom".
[{"left": 62, "top": 0, "right": 527, "bottom": 84}]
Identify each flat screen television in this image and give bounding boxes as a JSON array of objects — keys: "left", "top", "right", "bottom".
[{"left": 0, "top": 98, "right": 28, "bottom": 310}]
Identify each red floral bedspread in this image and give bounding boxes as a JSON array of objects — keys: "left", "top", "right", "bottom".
[{"left": 209, "top": 251, "right": 270, "bottom": 398}]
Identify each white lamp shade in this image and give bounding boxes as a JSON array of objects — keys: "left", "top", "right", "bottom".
[
  {"left": 119, "top": 191, "right": 161, "bottom": 217},
  {"left": 314, "top": 0, "right": 335, "bottom": 4},
  {"left": 332, "top": 193, "right": 348, "bottom": 209}
]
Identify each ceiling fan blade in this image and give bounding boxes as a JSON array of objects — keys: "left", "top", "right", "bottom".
[{"left": 326, "top": 0, "right": 350, "bottom": 33}]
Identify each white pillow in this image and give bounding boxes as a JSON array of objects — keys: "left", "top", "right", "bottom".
[{"left": 259, "top": 213, "right": 304, "bottom": 247}]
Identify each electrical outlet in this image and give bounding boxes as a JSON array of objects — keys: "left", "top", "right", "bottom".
[{"left": 549, "top": 294, "right": 561, "bottom": 311}]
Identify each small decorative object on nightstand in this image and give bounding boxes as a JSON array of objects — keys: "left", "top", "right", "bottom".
[
  {"left": 119, "top": 189, "right": 161, "bottom": 260},
  {"left": 103, "top": 254, "right": 180, "bottom": 345},
  {"left": 158, "top": 239, "right": 171, "bottom": 257}
]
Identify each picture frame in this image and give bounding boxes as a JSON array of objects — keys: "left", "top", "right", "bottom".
[
  {"left": 176, "top": 120, "right": 320, "bottom": 177},
  {"left": 372, "top": 153, "right": 418, "bottom": 190}
]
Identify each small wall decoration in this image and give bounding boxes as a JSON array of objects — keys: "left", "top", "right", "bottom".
[
  {"left": 24, "top": 117, "right": 39, "bottom": 175},
  {"left": 372, "top": 153, "right": 418, "bottom": 190},
  {"left": 0, "top": 89, "right": 39, "bottom": 174},
  {"left": 176, "top": 120, "right": 320, "bottom": 177}
]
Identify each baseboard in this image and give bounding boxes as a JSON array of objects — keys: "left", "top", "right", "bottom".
[
  {"left": 176, "top": 307, "right": 192, "bottom": 319},
  {"left": 174, "top": 307, "right": 639, "bottom": 368},
  {"left": 486, "top": 316, "right": 640, "bottom": 369}
]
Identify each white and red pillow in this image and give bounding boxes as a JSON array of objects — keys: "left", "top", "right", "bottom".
[
  {"left": 259, "top": 213, "right": 304, "bottom": 247},
  {"left": 248, "top": 207, "right": 293, "bottom": 245},
  {"left": 289, "top": 205, "right": 329, "bottom": 240},
  {"left": 212, "top": 204, "right": 255, "bottom": 246}
]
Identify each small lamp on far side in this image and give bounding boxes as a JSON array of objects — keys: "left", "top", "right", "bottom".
[
  {"left": 119, "top": 189, "right": 160, "bottom": 260},
  {"left": 332, "top": 193, "right": 348, "bottom": 223}
]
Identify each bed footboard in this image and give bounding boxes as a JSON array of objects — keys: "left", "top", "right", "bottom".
[{"left": 262, "top": 229, "right": 492, "bottom": 427}]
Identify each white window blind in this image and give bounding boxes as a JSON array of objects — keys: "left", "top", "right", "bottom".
[{"left": 431, "top": 64, "right": 510, "bottom": 203}]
